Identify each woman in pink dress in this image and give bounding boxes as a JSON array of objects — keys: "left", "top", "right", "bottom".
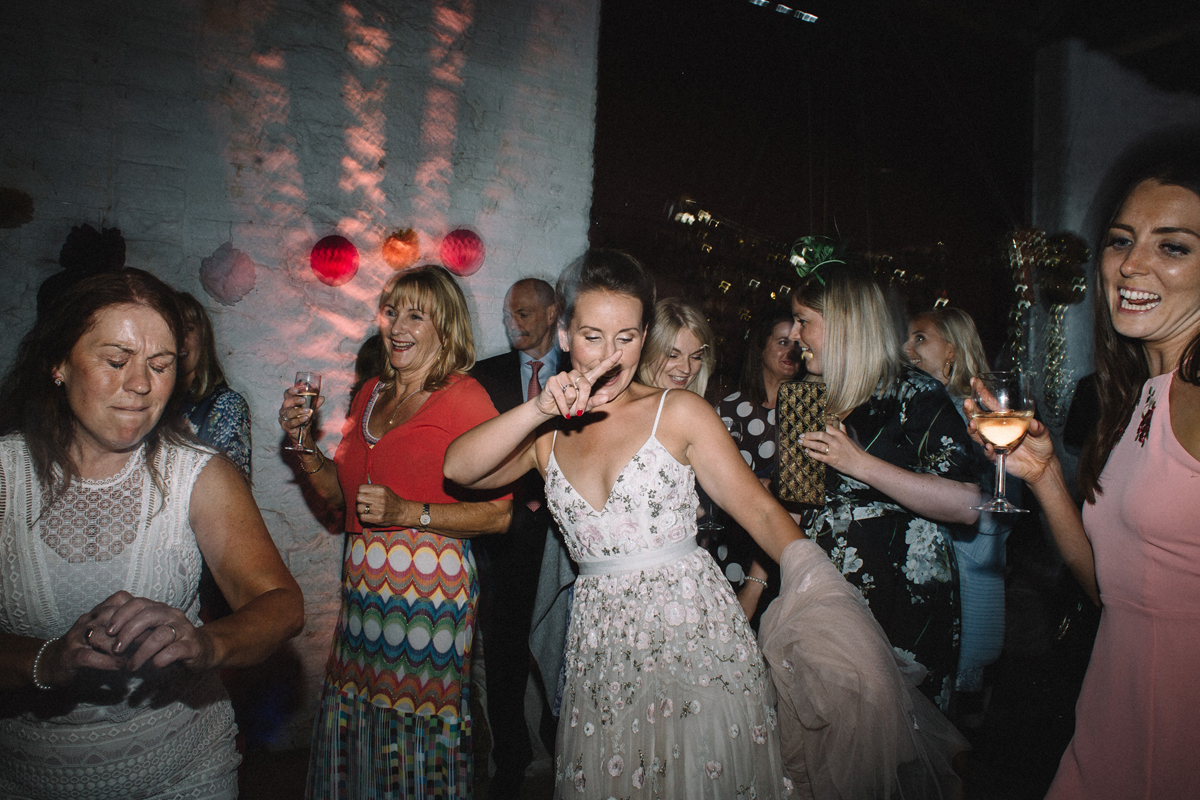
[{"left": 971, "top": 162, "right": 1200, "bottom": 798}]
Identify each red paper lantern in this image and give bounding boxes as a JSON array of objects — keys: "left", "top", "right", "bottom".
[
  {"left": 382, "top": 228, "right": 421, "bottom": 270},
  {"left": 439, "top": 228, "right": 485, "bottom": 276},
  {"left": 310, "top": 235, "right": 359, "bottom": 287}
]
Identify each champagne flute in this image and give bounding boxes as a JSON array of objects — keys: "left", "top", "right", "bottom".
[
  {"left": 971, "top": 371, "right": 1033, "bottom": 514},
  {"left": 284, "top": 371, "right": 322, "bottom": 455}
]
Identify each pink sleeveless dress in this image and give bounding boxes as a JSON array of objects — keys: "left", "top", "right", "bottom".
[{"left": 1048, "top": 371, "right": 1200, "bottom": 798}]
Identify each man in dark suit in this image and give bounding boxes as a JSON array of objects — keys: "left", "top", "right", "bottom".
[{"left": 470, "top": 278, "right": 560, "bottom": 799}]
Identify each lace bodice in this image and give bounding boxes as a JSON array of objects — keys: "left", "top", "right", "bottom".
[
  {"left": 0, "top": 435, "right": 211, "bottom": 639},
  {"left": 545, "top": 392, "right": 698, "bottom": 564},
  {"left": 0, "top": 434, "right": 238, "bottom": 800}
]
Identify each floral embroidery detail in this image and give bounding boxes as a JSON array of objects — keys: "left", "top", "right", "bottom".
[
  {"left": 1135, "top": 385, "right": 1156, "bottom": 446},
  {"left": 545, "top": 421, "right": 781, "bottom": 793}
]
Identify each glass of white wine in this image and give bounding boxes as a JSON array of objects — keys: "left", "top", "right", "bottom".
[
  {"left": 971, "top": 371, "right": 1033, "bottom": 514},
  {"left": 284, "top": 371, "right": 322, "bottom": 455}
]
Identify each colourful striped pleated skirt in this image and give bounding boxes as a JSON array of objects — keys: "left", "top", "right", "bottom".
[{"left": 307, "top": 528, "right": 477, "bottom": 800}]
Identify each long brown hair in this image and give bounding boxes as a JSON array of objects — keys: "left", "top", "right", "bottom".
[
  {"left": 739, "top": 310, "right": 795, "bottom": 407},
  {"left": 377, "top": 265, "right": 476, "bottom": 391},
  {"left": 1079, "top": 164, "right": 1200, "bottom": 502},
  {"left": 0, "top": 269, "right": 193, "bottom": 505},
  {"left": 176, "top": 291, "right": 228, "bottom": 401}
]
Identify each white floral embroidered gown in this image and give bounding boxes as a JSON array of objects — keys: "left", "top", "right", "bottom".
[{"left": 546, "top": 391, "right": 788, "bottom": 798}]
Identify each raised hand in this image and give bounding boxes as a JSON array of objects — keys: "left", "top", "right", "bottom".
[{"left": 535, "top": 350, "right": 625, "bottom": 419}]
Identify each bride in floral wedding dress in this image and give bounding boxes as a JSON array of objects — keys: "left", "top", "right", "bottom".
[{"left": 446, "top": 250, "right": 965, "bottom": 799}]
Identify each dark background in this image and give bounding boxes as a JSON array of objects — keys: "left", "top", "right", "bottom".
[{"left": 588, "top": 0, "right": 1199, "bottom": 380}]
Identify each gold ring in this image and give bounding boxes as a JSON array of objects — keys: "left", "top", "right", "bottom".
[
  {"left": 167, "top": 625, "right": 177, "bottom": 642},
  {"left": 825, "top": 445, "right": 830, "bottom": 455},
  {"left": 86, "top": 628, "right": 93, "bottom": 642},
  {"left": 365, "top": 504, "right": 371, "bottom": 514}
]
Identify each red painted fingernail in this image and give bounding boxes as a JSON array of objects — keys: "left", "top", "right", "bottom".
[{"left": 576, "top": 409, "right": 584, "bottom": 417}]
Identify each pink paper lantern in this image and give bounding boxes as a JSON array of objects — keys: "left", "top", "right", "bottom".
[
  {"left": 439, "top": 228, "right": 485, "bottom": 276},
  {"left": 200, "top": 242, "right": 257, "bottom": 306},
  {"left": 310, "top": 235, "right": 359, "bottom": 286}
]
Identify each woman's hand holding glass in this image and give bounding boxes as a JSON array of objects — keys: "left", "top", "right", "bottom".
[
  {"left": 965, "top": 372, "right": 1037, "bottom": 512},
  {"left": 279, "top": 379, "right": 326, "bottom": 448},
  {"left": 534, "top": 350, "right": 625, "bottom": 419},
  {"left": 964, "top": 377, "right": 1058, "bottom": 488}
]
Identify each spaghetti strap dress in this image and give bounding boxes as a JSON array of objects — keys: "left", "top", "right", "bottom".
[{"left": 545, "top": 390, "right": 788, "bottom": 798}]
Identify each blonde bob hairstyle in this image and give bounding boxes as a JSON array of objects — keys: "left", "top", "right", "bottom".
[
  {"left": 793, "top": 269, "right": 903, "bottom": 417},
  {"left": 377, "top": 265, "right": 476, "bottom": 391},
  {"left": 912, "top": 307, "right": 989, "bottom": 400},
  {"left": 637, "top": 298, "right": 717, "bottom": 396}
]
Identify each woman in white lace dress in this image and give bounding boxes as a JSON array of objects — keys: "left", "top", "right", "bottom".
[{"left": 0, "top": 269, "right": 304, "bottom": 800}]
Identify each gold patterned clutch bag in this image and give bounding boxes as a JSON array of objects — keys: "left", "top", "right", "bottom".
[{"left": 775, "top": 380, "right": 827, "bottom": 506}]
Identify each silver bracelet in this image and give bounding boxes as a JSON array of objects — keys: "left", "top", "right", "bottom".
[
  {"left": 744, "top": 576, "right": 768, "bottom": 588},
  {"left": 32, "top": 636, "right": 58, "bottom": 691}
]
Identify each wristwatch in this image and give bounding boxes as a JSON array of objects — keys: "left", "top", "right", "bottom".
[{"left": 419, "top": 503, "right": 431, "bottom": 529}]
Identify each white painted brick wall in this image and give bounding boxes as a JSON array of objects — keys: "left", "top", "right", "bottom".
[{"left": 0, "top": 0, "right": 599, "bottom": 749}]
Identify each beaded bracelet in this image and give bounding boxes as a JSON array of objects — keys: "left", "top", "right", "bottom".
[
  {"left": 744, "top": 576, "right": 768, "bottom": 588},
  {"left": 32, "top": 637, "right": 57, "bottom": 691}
]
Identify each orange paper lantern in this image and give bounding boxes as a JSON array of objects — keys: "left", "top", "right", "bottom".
[{"left": 382, "top": 228, "right": 421, "bottom": 270}]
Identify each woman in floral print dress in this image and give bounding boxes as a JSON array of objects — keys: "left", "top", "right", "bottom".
[{"left": 789, "top": 269, "right": 982, "bottom": 711}]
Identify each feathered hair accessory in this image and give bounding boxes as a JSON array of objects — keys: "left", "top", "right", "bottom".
[{"left": 789, "top": 235, "right": 845, "bottom": 286}]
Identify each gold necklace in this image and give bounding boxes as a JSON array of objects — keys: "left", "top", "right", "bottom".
[{"left": 386, "top": 384, "right": 423, "bottom": 425}]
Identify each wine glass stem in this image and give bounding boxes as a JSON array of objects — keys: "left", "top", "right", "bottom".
[
  {"left": 296, "top": 425, "right": 308, "bottom": 448},
  {"left": 994, "top": 451, "right": 1008, "bottom": 502}
]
